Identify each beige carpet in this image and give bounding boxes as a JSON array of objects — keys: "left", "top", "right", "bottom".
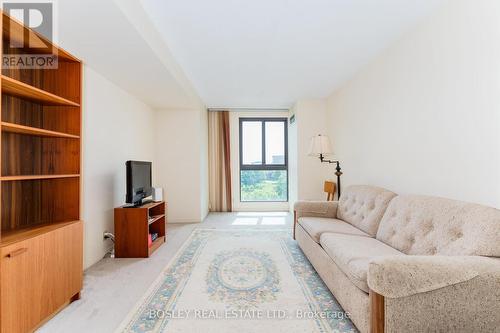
[{"left": 117, "top": 228, "right": 357, "bottom": 333}]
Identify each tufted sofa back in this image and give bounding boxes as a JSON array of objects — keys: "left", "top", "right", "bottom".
[
  {"left": 376, "top": 195, "right": 500, "bottom": 256},
  {"left": 337, "top": 185, "right": 397, "bottom": 236}
]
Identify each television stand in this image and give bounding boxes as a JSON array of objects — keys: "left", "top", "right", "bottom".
[{"left": 114, "top": 201, "right": 167, "bottom": 258}]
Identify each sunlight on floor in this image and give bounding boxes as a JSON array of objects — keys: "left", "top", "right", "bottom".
[
  {"left": 261, "top": 217, "right": 287, "bottom": 225},
  {"left": 232, "top": 212, "right": 289, "bottom": 226},
  {"left": 232, "top": 217, "right": 260, "bottom": 225},
  {"left": 236, "top": 212, "right": 288, "bottom": 217}
]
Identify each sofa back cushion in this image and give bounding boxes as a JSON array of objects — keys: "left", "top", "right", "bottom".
[
  {"left": 337, "top": 185, "right": 397, "bottom": 236},
  {"left": 376, "top": 195, "right": 500, "bottom": 256}
]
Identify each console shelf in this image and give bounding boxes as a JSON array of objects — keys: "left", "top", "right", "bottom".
[
  {"left": 114, "top": 201, "right": 167, "bottom": 258},
  {"left": 148, "top": 214, "right": 165, "bottom": 225},
  {"left": 148, "top": 236, "right": 165, "bottom": 256}
]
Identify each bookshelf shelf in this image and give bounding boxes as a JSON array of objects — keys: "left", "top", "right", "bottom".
[
  {"left": 1, "top": 75, "right": 80, "bottom": 106},
  {"left": 1, "top": 174, "right": 80, "bottom": 181},
  {"left": 2, "top": 122, "right": 80, "bottom": 138}
]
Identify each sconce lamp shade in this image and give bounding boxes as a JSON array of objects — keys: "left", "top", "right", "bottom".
[{"left": 308, "top": 134, "right": 333, "bottom": 157}]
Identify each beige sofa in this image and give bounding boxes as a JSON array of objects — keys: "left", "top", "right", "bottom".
[{"left": 294, "top": 185, "right": 500, "bottom": 333}]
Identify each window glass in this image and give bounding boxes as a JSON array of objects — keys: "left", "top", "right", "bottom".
[
  {"left": 240, "top": 170, "right": 287, "bottom": 202},
  {"left": 241, "top": 121, "right": 262, "bottom": 165},
  {"left": 265, "top": 121, "right": 285, "bottom": 165}
]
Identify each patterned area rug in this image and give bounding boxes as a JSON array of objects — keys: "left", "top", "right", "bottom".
[{"left": 118, "top": 229, "right": 357, "bottom": 333}]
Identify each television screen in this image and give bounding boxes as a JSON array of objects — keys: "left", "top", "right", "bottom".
[{"left": 126, "top": 161, "right": 152, "bottom": 205}]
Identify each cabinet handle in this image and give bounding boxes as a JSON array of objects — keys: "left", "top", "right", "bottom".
[{"left": 6, "top": 248, "right": 28, "bottom": 258}]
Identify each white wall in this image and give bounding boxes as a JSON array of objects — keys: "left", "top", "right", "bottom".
[
  {"left": 155, "top": 107, "right": 209, "bottom": 222},
  {"left": 293, "top": 100, "right": 333, "bottom": 205},
  {"left": 326, "top": 0, "right": 500, "bottom": 207},
  {"left": 82, "top": 72, "right": 208, "bottom": 269},
  {"left": 82, "top": 66, "right": 156, "bottom": 269}
]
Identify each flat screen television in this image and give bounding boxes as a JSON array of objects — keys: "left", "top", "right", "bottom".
[{"left": 126, "top": 161, "right": 152, "bottom": 206}]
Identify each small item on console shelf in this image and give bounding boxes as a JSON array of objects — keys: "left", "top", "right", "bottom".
[{"left": 153, "top": 187, "right": 164, "bottom": 202}]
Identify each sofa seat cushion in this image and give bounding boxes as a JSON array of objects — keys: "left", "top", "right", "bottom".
[
  {"left": 320, "top": 233, "right": 405, "bottom": 293},
  {"left": 298, "top": 217, "right": 370, "bottom": 243}
]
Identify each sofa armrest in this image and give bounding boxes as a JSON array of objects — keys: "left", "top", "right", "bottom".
[
  {"left": 293, "top": 201, "right": 338, "bottom": 240},
  {"left": 293, "top": 200, "right": 338, "bottom": 219},
  {"left": 368, "top": 256, "right": 500, "bottom": 332},
  {"left": 367, "top": 255, "right": 500, "bottom": 299}
]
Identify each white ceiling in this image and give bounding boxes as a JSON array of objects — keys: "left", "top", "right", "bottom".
[
  {"left": 56, "top": 0, "right": 198, "bottom": 109},
  {"left": 140, "top": 0, "right": 445, "bottom": 108}
]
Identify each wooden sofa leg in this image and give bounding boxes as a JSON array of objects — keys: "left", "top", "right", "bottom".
[{"left": 370, "top": 290, "right": 385, "bottom": 333}]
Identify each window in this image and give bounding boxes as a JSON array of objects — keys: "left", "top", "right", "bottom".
[{"left": 239, "top": 118, "right": 288, "bottom": 202}]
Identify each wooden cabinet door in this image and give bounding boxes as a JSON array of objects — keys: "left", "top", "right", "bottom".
[{"left": 1, "top": 221, "right": 83, "bottom": 333}]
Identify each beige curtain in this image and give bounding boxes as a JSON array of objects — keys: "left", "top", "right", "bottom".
[{"left": 208, "top": 111, "right": 232, "bottom": 212}]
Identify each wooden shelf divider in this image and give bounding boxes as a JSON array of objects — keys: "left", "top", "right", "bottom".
[
  {"left": 0, "top": 220, "right": 81, "bottom": 247},
  {"left": 1, "top": 122, "right": 80, "bottom": 139},
  {"left": 1, "top": 75, "right": 80, "bottom": 107},
  {"left": 148, "top": 214, "right": 165, "bottom": 225},
  {"left": 1, "top": 174, "right": 80, "bottom": 181}
]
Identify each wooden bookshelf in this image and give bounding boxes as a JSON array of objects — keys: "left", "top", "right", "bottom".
[{"left": 0, "top": 10, "right": 83, "bottom": 333}]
